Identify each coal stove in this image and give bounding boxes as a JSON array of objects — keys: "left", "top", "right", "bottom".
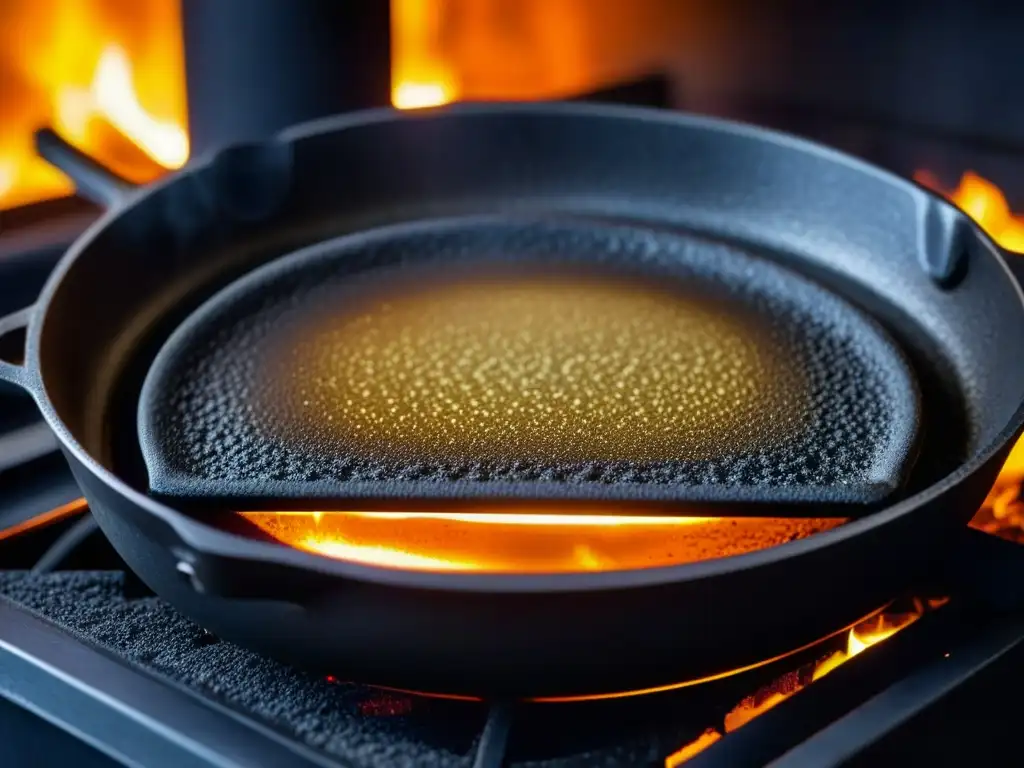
[{"left": 4, "top": 2, "right": 1024, "bottom": 766}]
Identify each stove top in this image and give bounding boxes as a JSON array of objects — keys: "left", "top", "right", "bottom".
[
  {"left": 4, "top": 500, "right": 1024, "bottom": 768},
  {"left": 3, "top": 139, "right": 1024, "bottom": 768},
  {"left": 4, "top": 520, "right": 1024, "bottom": 768}
]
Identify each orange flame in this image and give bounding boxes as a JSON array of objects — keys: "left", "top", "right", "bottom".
[
  {"left": 666, "top": 731, "right": 722, "bottom": 767},
  {"left": 915, "top": 168, "right": 1024, "bottom": 540},
  {"left": 0, "top": 0, "right": 187, "bottom": 209},
  {"left": 914, "top": 169, "right": 1024, "bottom": 253},
  {"left": 0, "top": 497, "right": 88, "bottom": 541},
  {"left": 970, "top": 436, "right": 1024, "bottom": 542},
  {"left": 390, "top": 0, "right": 458, "bottom": 109},
  {"left": 56, "top": 45, "right": 188, "bottom": 169},
  {"left": 665, "top": 597, "right": 945, "bottom": 766},
  {"left": 389, "top": 0, "right": 686, "bottom": 109},
  {"left": 241, "top": 510, "right": 845, "bottom": 574}
]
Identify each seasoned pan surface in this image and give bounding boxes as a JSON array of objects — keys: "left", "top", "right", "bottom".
[{"left": 139, "top": 216, "right": 920, "bottom": 504}]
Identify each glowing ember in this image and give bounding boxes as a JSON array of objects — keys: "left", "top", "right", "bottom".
[
  {"left": 666, "top": 730, "right": 722, "bottom": 767},
  {"left": 0, "top": 497, "right": 88, "bottom": 541},
  {"left": 914, "top": 169, "right": 1024, "bottom": 253},
  {"left": 724, "top": 602, "right": 930, "bottom": 730},
  {"left": 917, "top": 168, "right": 1024, "bottom": 540},
  {"left": 970, "top": 436, "right": 1024, "bottom": 542},
  {"left": 241, "top": 511, "right": 845, "bottom": 574},
  {"left": 664, "top": 598, "right": 944, "bottom": 766},
  {"left": 0, "top": 0, "right": 187, "bottom": 208},
  {"left": 358, "top": 692, "right": 415, "bottom": 717}
]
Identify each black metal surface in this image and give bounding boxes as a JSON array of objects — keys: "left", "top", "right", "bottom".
[
  {"left": 181, "top": 0, "right": 391, "bottom": 156},
  {"left": 0, "top": 422, "right": 58, "bottom": 473},
  {"left": 0, "top": 233, "right": 68, "bottom": 426},
  {"left": 3, "top": 529, "right": 1024, "bottom": 768},
  {"left": 0, "top": 695, "right": 116, "bottom": 768},
  {"left": 30, "top": 512, "right": 99, "bottom": 573},
  {"left": 33, "top": 129, "right": 136, "bottom": 208},
  {"left": 574, "top": 74, "right": 673, "bottom": 110},
  {"left": 0, "top": 595, "right": 342, "bottom": 768},
  {"left": 472, "top": 704, "right": 514, "bottom": 768},
  {"left": 1, "top": 104, "right": 1023, "bottom": 697},
  {"left": 0, "top": 227, "right": 83, "bottom": 535},
  {"left": 719, "top": 100, "right": 1024, "bottom": 209},
  {"left": 770, "top": 617, "right": 1024, "bottom": 768},
  {"left": 139, "top": 216, "right": 920, "bottom": 506},
  {"left": 0, "top": 453, "right": 82, "bottom": 536}
]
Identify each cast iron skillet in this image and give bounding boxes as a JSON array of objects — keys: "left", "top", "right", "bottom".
[{"left": 0, "top": 104, "right": 1022, "bottom": 699}]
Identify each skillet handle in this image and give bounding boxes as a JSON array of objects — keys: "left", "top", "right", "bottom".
[
  {"left": 0, "top": 306, "right": 36, "bottom": 391},
  {"left": 34, "top": 128, "right": 137, "bottom": 209}
]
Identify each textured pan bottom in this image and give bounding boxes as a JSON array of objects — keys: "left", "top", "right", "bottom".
[{"left": 139, "top": 216, "right": 920, "bottom": 504}]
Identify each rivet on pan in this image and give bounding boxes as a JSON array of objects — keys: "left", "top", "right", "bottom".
[{"left": 175, "top": 558, "right": 206, "bottom": 594}]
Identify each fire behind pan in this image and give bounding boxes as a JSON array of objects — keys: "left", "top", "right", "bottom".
[{"left": 138, "top": 216, "right": 920, "bottom": 507}]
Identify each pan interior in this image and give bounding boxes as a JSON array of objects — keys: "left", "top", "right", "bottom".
[
  {"left": 289, "top": 268, "right": 800, "bottom": 463},
  {"left": 138, "top": 216, "right": 920, "bottom": 505}
]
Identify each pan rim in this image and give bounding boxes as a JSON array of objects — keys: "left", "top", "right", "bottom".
[{"left": 24, "top": 101, "right": 1024, "bottom": 594}]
